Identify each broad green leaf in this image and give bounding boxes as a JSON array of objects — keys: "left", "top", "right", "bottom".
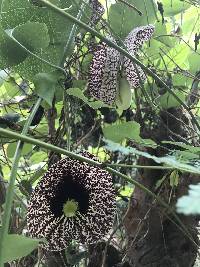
[
  {"left": 30, "top": 151, "right": 47, "bottom": 164},
  {"left": 33, "top": 71, "right": 63, "bottom": 106},
  {"left": 2, "top": 234, "right": 42, "bottom": 263},
  {"left": 1, "top": 0, "right": 36, "bottom": 28},
  {"left": 104, "top": 140, "right": 200, "bottom": 174},
  {"left": 161, "top": 0, "right": 191, "bottom": 16},
  {"left": 103, "top": 121, "right": 141, "bottom": 143},
  {"left": 4, "top": 79, "right": 20, "bottom": 98},
  {"left": 109, "top": 0, "right": 157, "bottom": 38},
  {"left": 160, "top": 44, "right": 189, "bottom": 70},
  {"left": 103, "top": 121, "right": 156, "bottom": 147},
  {"left": 157, "top": 89, "right": 185, "bottom": 109},
  {"left": 67, "top": 88, "right": 89, "bottom": 103},
  {"left": 0, "top": 26, "right": 28, "bottom": 68},
  {"left": 146, "top": 39, "right": 162, "bottom": 60},
  {"left": 66, "top": 88, "right": 109, "bottom": 109},
  {"left": 177, "top": 183, "right": 200, "bottom": 215},
  {"left": 88, "top": 101, "right": 109, "bottom": 109},
  {"left": 172, "top": 74, "right": 188, "bottom": 87},
  {"left": 0, "top": 0, "right": 82, "bottom": 77},
  {"left": 188, "top": 49, "right": 200, "bottom": 74},
  {"left": 7, "top": 142, "right": 33, "bottom": 158},
  {"left": 154, "top": 22, "right": 175, "bottom": 48},
  {"left": 14, "top": 47, "right": 59, "bottom": 80},
  {"left": 12, "top": 22, "right": 50, "bottom": 51}
]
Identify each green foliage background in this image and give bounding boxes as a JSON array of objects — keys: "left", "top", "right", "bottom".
[{"left": 0, "top": 0, "right": 200, "bottom": 265}]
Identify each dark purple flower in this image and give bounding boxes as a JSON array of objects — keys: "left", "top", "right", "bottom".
[{"left": 27, "top": 152, "right": 116, "bottom": 251}]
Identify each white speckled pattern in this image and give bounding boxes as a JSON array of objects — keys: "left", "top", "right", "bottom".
[
  {"left": 27, "top": 152, "right": 116, "bottom": 251},
  {"left": 88, "top": 25, "right": 155, "bottom": 105}
]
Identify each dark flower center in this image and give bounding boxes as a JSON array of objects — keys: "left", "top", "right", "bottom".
[{"left": 50, "top": 174, "right": 90, "bottom": 218}]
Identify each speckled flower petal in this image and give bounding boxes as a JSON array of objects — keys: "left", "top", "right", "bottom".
[
  {"left": 123, "top": 25, "right": 155, "bottom": 88},
  {"left": 27, "top": 152, "right": 116, "bottom": 251},
  {"left": 89, "top": 0, "right": 105, "bottom": 24},
  {"left": 88, "top": 37, "right": 120, "bottom": 105}
]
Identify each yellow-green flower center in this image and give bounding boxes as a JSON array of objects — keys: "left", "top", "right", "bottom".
[{"left": 63, "top": 199, "right": 79, "bottom": 217}]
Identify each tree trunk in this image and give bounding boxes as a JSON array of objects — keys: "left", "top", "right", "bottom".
[{"left": 123, "top": 107, "right": 199, "bottom": 267}]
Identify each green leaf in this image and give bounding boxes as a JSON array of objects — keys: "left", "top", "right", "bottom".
[
  {"left": 161, "top": 0, "right": 191, "bottom": 16},
  {"left": 0, "top": 70, "right": 8, "bottom": 86},
  {"left": 157, "top": 89, "right": 185, "bottom": 109},
  {"left": 29, "top": 168, "right": 46, "bottom": 185},
  {"left": 12, "top": 22, "right": 50, "bottom": 51},
  {"left": 19, "top": 180, "right": 32, "bottom": 197},
  {"left": 119, "top": 186, "right": 133, "bottom": 198},
  {"left": 33, "top": 71, "right": 63, "bottom": 106},
  {"left": 103, "top": 121, "right": 157, "bottom": 147},
  {"left": 7, "top": 142, "right": 33, "bottom": 158},
  {"left": 66, "top": 88, "right": 89, "bottom": 103},
  {"left": 30, "top": 151, "right": 47, "bottom": 164},
  {"left": 0, "top": 26, "right": 28, "bottom": 68},
  {"left": 104, "top": 140, "right": 200, "bottom": 174},
  {"left": 169, "top": 170, "right": 179, "bottom": 187},
  {"left": 177, "top": 183, "right": 200, "bottom": 215},
  {"left": 160, "top": 44, "right": 190, "bottom": 70},
  {"left": 154, "top": 22, "right": 175, "bottom": 48},
  {"left": 0, "top": 0, "right": 82, "bottom": 77},
  {"left": 109, "top": 0, "right": 157, "bottom": 38},
  {"left": 163, "top": 142, "right": 200, "bottom": 154},
  {"left": 4, "top": 79, "right": 20, "bottom": 98},
  {"left": 181, "top": 7, "right": 200, "bottom": 35},
  {"left": 2, "top": 234, "right": 42, "bottom": 263},
  {"left": 66, "top": 88, "right": 109, "bottom": 109},
  {"left": 103, "top": 121, "right": 141, "bottom": 143},
  {"left": 188, "top": 49, "right": 200, "bottom": 74}
]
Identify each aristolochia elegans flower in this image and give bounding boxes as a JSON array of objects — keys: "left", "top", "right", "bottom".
[
  {"left": 27, "top": 152, "right": 116, "bottom": 251},
  {"left": 88, "top": 37, "right": 121, "bottom": 105},
  {"left": 88, "top": 25, "right": 155, "bottom": 105}
]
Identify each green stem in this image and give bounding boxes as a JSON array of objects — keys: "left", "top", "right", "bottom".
[
  {"left": 0, "top": 127, "right": 197, "bottom": 247},
  {"left": 37, "top": 0, "right": 200, "bottom": 131},
  {"left": 59, "top": 0, "right": 86, "bottom": 66},
  {"left": 107, "top": 163, "right": 173, "bottom": 170},
  {"left": 0, "top": 98, "right": 42, "bottom": 267}
]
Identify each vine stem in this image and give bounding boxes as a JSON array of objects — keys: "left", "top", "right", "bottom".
[
  {"left": 37, "top": 0, "right": 200, "bottom": 132},
  {"left": 107, "top": 163, "right": 173, "bottom": 170},
  {"left": 0, "top": 2, "right": 85, "bottom": 265},
  {"left": 0, "top": 126, "right": 198, "bottom": 247},
  {"left": 0, "top": 98, "right": 42, "bottom": 266}
]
